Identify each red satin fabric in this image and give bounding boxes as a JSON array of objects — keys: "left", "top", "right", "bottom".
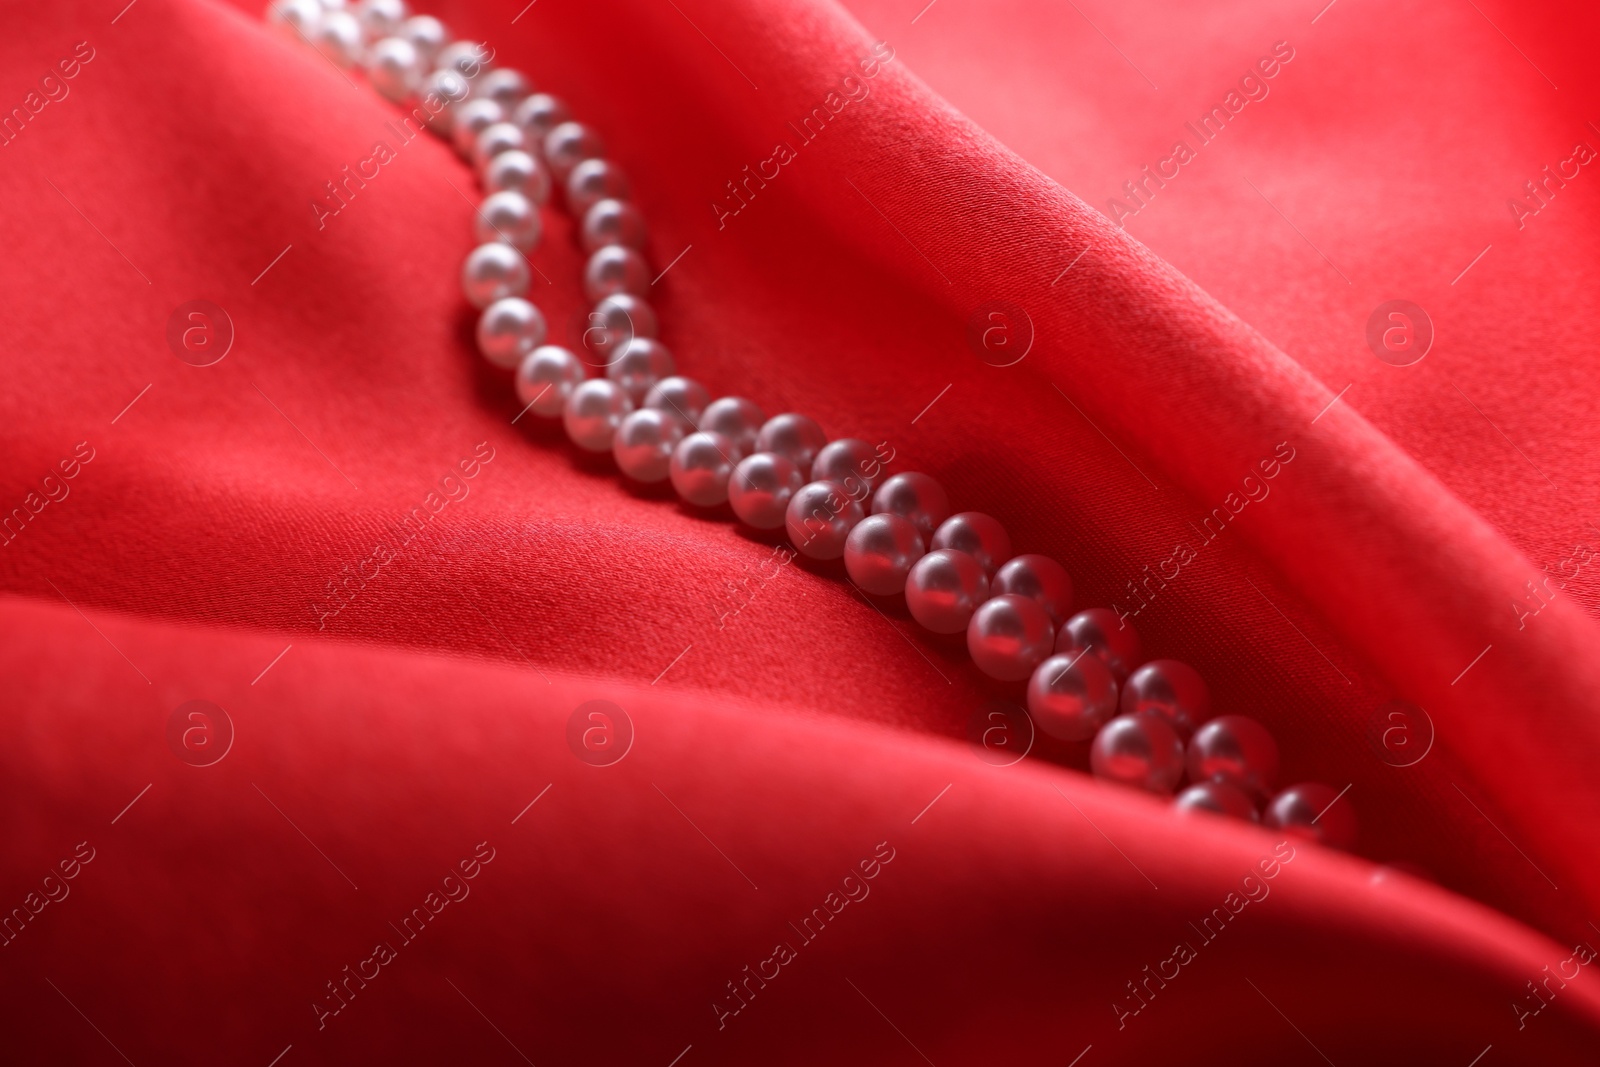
[{"left": 2, "top": 0, "right": 1598, "bottom": 1062}]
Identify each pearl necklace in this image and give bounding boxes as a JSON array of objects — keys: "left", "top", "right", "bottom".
[{"left": 264, "top": 0, "right": 1359, "bottom": 853}]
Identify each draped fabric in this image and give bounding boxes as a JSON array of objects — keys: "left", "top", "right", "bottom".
[{"left": 2, "top": 0, "right": 1598, "bottom": 1061}]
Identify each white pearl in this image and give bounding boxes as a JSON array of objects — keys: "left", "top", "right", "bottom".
[
  {"left": 354, "top": 0, "right": 407, "bottom": 40},
  {"left": 606, "top": 338, "right": 675, "bottom": 403},
  {"left": 365, "top": 36, "right": 420, "bottom": 102},
  {"left": 512, "top": 94, "right": 572, "bottom": 153},
  {"left": 435, "top": 40, "right": 490, "bottom": 80},
  {"left": 844, "top": 514, "right": 925, "bottom": 596},
  {"left": 966, "top": 594, "right": 1054, "bottom": 681},
  {"left": 484, "top": 150, "right": 551, "bottom": 204},
  {"left": 1091, "top": 714, "right": 1185, "bottom": 794},
  {"left": 473, "top": 121, "right": 526, "bottom": 169},
  {"left": 930, "top": 512, "right": 1012, "bottom": 579},
  {"left": 418, "top": 69, "right": 469, "bottom": 134},
  {"left": 992, "top": 554, "right": 1073, "bottom": 627},
  {"left": 474, "top": 190, "right": 541, "bottom": 251},
  {"left": 786, "top": 481, "right": 863, "bottom": 561},
  {"left": 452, "top": 98, "right": 504, "bottom": 156},
  {"left": 613, "top": 408, "right": 687, "bottom": 484},
  {"left": 515, "top": 345, "right": 585, "bottom": 417},
  {"left": 567, "top": 159, "right": 631, "bottom": 217},
  {"left": 477, "top": 68, "right": 530, "bottom": 110},
  {"left": 313, "top": 11, "right": 363, "bottom": 66},
  {"left": 755, "top": 413, "right": 827, "bottom": 472},
  {"left": 544, "top": 121, "right": 604, "bottom": 181},
  {"left": 476, "top": 297, "right": 546, "bottom": 370},
  {"left": 460, "top": 243, "right": 530, "bottom": 309},
  {"left": 399, "top": 14, "right": 446, "bottom": 64},
  {"left": 267, "top": 0, "right": 322, "bottom": 41},
  {"left": 581, "top": 199, "right": 647, "bottom": 253},
  {"left": 582, "top": 293, "right": 658, "bottom": 368},
  {"left": 670, "top": 432, "right": 738, "bottom": 507},
  {"left": 1027, "top": 652, "right": 1118, "bottom": 741},
  {"left": 810, "top": 437, "right": 884, "bottom": 500},
  {"left": 729, "top": 453, "right": 804, "bottom": 530},
  {"left": 699, "top": 397, "right": 764, "bottom": 457},
  {"left": 905, "top": 549, "right": 989, "bottom": 634},
  {"left": 643, "top": 376, "right": 711, "bottom": 428},
  {"left": 583, "top": 246, "right": 650, "bottom": 302},
  {"left": 563, "top": 379, "right": 632, "bottom": 453},
  {"left": 871, "top": 472, "right": 950, "bottom": 540}
]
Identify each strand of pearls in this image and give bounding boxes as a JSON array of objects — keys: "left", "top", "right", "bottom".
[{"left": 265, "top": 0, "right": 1358, "bottom": 852}]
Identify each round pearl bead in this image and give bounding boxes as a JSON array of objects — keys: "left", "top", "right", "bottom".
[
  {"left": 544, "top": 121, "right": 604, "bottom": 181},
  {"left": 512, "top": 93, "right": 571, "bottom": 152},
  {"left": 1090, "top": 713, "right": 1184, "bottom": 794},
  {"left": 607, "top": 338, "right": 675, "bottom": 403},
  {"left": 1026, "top": 650, "right": 1118, "bottom": 741},
  {"left": 700, "top": 397, "right": 764, "bottom": 458},
  {"left": 1186, "top": 715, "right": 1279, "bottom": 797},
  {"left": 583, "top": 246, "right": 650, "bottom": 302},
  {"left": 966, "top": 594, "right": 1054, "bottom": 681},
  {"left": 477, "top": 68, "right": 529, "bottom": 111},
  {"left": 472, "top": 121, "right": 526, "bottom": 169},
  {"left": 314, "top": 11, "right": 362, "bottom": 67},
  {"left": 810, "top": 438, "right": 883, "bottom": 500},
  {"left": 785, "top": 481, "right": 863, "bottom": 561},
  {"left": 399, "top": 14, "right": 445, "bottom": 64},
  {"left": 366, "top": 36, "right": 421, "bottom": 102},
  {"left": 1264, "top": 783, "right": 1357, "bottom": 850},
  {"left": 906, "top": 549, "right": 989, "bottom": 634},
  {"left": 562, "top": 378, "right": 632, "bottom": 453},
  {"left": 475, "top": 296, "right": 546, "bottom": 370},
  {"left": 990, "top": 553, "right": 1071, "bottom": 624},
  {"left": 755, "top": 413, "right": 827, "bottom": 472},
  {"left": 267, "top": 0, "right": 322, "bottom": 42},
  {"left": 670, "top": 431, "right": 738, "bottom": 507},
  {"left": 1174, "top": 781, "right": 1259, "bottom": 822},
  {"left": 872, "top": 472, "right": 950, "bottom": 540},
  {"left": 581, "top": 199, "right": 647, "bottom": 253},
  {"left": 435, "top": 40, "right": 490, "bottom": 81},
  {"left": 419, "top": 69, "right": 468, "bottom": 133},
  {"left": 613, "top": 408, "right": 686, "bottom": 484},
  {"left": 461, "top": 243, "right": 530, "bottom": 309},
  {"left": 484, "top": 150, "right": 551, "bottom": 204},
  {"left": 567, "top": 159, "right": 631, "bottom": 217},
  {"left": 1120, "top": 659, "right": 1211, "bottom": 736},
  {"left": 1056, "top": 607, "right": 1141, "bottom": 682},
  {"left": 474, "top": 190, "right": 541, "bottom": 251},
  {"left": 729, "top": 453, "right": 805, "bottom": 530},
  {"left": 644, "top": 376, "right": 711, "bottom": 428},
  {"left": 584, "top": 294, "right": 658, "bottom": 367},
  {"left": 355, "top": 0, "right": 407, "bottom": 39},
  {"left": 931, "top": 512, "right": 1012, "bottom": 579},
  {"left": 515, "top": 345, "right": 585, "bottom": 417},
  {"left": 452, "top": 98, "right": 505, "bottom": 157},
  {"left": 844, "top": 513, "right": 925, "bottom": 596}
]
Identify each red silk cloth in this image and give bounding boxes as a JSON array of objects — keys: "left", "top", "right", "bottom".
[{"left": 3, "top": 0, "right": 1599, "bottom": 1061}]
